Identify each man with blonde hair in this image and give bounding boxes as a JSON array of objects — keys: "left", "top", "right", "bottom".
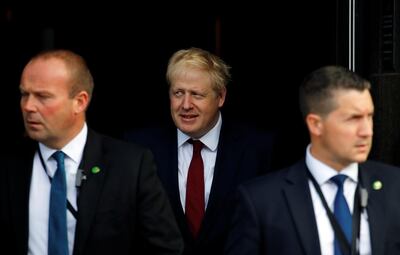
[{"left": 126, "top": 47, "right": 273, "bottom": 254}]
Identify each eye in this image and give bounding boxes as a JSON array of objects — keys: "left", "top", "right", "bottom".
[
  {"left": 191, "top": 91, "right": 206, "bottom": 99},
  {"left": 173, "top": 90, "right": 184, "bottom": 97},
  {"left": 349, "top": 115, "right": 362, "bottom": 122},
  {"left": 38, "top": 93, "right": 52, "bottom": 100},
  {"left": 20, "top": 91, "right": 28, "bottom": 98}
]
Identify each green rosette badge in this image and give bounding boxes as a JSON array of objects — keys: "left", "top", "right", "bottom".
[{"left": 91, "top": 166, "right": 101, "bottom": 174}]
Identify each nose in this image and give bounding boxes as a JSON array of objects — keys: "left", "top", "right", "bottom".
[
  {"left": 21, "top": 95, "right": 36, "bottom": 112},
  {"left": 182, "top": 94, "right": 193, "bottom": 110},
  {"left": 359, "top": 117, "right": 373, "bottom": 137}
]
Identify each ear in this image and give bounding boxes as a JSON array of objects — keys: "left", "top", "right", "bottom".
[
  {"left": 306, "top": 113, "right": 323, "bottom": 136},
  {"left": 73, "top": 91, "right": 90, "bottom": 114},
  {"left": 218, "top": 87, "right": 227, "bottom": 107}
]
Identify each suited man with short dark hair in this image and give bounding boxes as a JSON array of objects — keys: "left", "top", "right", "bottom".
[
  {"left": 225, "top": 66, "right": 400, "bottom": 255},
  {"left": 0, "top": 49, "right": 183, "bottom": 255}
]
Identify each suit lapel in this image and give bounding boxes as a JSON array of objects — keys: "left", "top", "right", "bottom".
[
  {"left": 166, "top": 131, "right": 182, "bottom": 215},
  {"left": 167, "top": 132, "right": 191, "bottom": 238},
  {"left": 73, "top": 130, "right": 108, "bottom": 254},
  {"left": 359, "top": 163, "right": 386, "bottom": 255},
  {"left": 10, "top": 141, "right": 36, "bottom": 254},
  {"left": 283, "top": 161, "right": 321, "bottom": 255},
  {"left": 196, "top": 123, "right": 240, "bottom": 243}
]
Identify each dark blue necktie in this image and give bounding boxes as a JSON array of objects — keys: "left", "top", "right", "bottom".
[
  {"left": 49, "top": 151, "right": 69, "bottom": 255},
  {"left": 331, "top": 174, "right": 352, "bottom": 255}
]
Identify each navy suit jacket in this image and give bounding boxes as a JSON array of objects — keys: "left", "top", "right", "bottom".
[
  {"left": 225, "top": 159, "right": 400, "bottom": 255},
  {"left": 0, "top": 129, "right": 183, "bottom": 255},
  {"left": 125, "top": 120, "right": 274, "bottom": 255}
]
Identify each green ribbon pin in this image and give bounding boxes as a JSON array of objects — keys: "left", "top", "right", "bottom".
[
  {"left": 372, "top": 180, "right": 382, "bottom": 190},
  {"left": 91, "top": 166, "right": 101, "bottom": 174}
]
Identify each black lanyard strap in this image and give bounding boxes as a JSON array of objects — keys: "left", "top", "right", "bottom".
[
  {"left": 38, "top": 147, "right": 78, "bottom": 219},
  {"left": 307, "top": 170, "right": 362, "bottom": 255}
]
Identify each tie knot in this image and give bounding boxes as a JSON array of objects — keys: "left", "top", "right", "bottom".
[
  {"left": 331, "top": 174, "right": 347, "bottom": 188},
  {"left": 189, "top": 139, "right": 203, "bottom": 153},
  {"left": 52, "top": 151, "right": 65, "bottom": 165}
]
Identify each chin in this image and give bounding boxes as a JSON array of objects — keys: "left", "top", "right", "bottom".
[
  {"left": 354, "top": 155, "right": 369, "bottom": 163},
  {"left": 26, "top": 130, "right": 44, "bottom": 141},
  {"left": 178, "top": 127, "right": 194, "bottom": 136},
  {"left": 178, "top": 123, "right": 196, "bottom": 132}
]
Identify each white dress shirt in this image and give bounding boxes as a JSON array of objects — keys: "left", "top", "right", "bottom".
[
  {"left": 306, "top": 144, "right": 371, "bottom": 255},
  {"left": 177, "top": 113, "right": 222, "bottom": 211},
  {"left": 28, "top": 123, "right": 88, "bottom": 255}
]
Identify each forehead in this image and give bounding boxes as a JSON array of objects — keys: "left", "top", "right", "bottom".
[
  {"left": 171, "top": 68, "right": 211, "bottom": 85},
  {"left": 21, "top": 58, "right": 69, "bottom": 88},
  {"left": 332, "top": 89, "right": 373, "bottom": 112}
]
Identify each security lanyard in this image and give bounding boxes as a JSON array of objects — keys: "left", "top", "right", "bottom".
[
  {"left": 37, "top": 147, "right": 78, "bottom": 219},
  {"left": 307, "top": 170, "right": 363, "bottom": 255}
]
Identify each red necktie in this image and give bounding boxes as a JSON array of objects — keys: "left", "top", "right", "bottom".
[{"left": 185, "top": 139, "right": 205, "bottom": 238}]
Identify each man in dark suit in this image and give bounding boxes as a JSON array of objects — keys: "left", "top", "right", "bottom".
[
  {"left": 125, "top": 47, "right": 273, "bottom": 255},
  {"left": 225, "top": 66, "right": 400, "bottom": 255},
  {"left": 0, "top": 49, "right": 183, "bottom": 255}
]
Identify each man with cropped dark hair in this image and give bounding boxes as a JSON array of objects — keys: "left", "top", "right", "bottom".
[{"left": 226, "top": 66, "right": 400, "bottom": 255}]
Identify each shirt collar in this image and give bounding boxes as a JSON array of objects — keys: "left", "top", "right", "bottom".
[
  {"left": 305, "top": 144, "right": 358, "bottom": 185},
  {"left": 177, "top": 112, "right": 222, "bottom": 151},
  {"left": 39, "top": 123, "right": 88, "bottom": 165}
]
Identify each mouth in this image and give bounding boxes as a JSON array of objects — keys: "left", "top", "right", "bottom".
[
  {"left": 25, "top": 120, "right": 42, "bottom": 129},
  {"left": 355, "top": 143, "right": 370, "bottom": 151},
  {"left": 179, "top": 114, "right": 198, "bottom": 120}
]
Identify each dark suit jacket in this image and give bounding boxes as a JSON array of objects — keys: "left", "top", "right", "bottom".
[
  {"left": 225, "top": 159, "right": 400, "bottom": 255},
  {"left": 125, "top": 121, "right": 274, "bottom": 255},
  {"left": 0, "top": 129, "right": 183, "bottom": 255}
]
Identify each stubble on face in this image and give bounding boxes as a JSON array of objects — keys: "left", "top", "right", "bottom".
[{"left": 312, "top": 89, "right": 374, "bottom": 170}]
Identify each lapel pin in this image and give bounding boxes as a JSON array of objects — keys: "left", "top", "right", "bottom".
[
  {"left": 91, "top": 166, "right": 101, "bottom": 174},
  {"left": 372, "top": 180, "right": 382, "bottom": 190}
]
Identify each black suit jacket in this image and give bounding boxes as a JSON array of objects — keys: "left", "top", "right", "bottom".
[
  {"left": 0, "top": 129, "right": 183, "bottom": 255},
  {"left": 125, "top": 121, "right": 274, "bottom": 255},
  {"left": 225, "top": 159, "right": 400, "bottom": 255}
]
